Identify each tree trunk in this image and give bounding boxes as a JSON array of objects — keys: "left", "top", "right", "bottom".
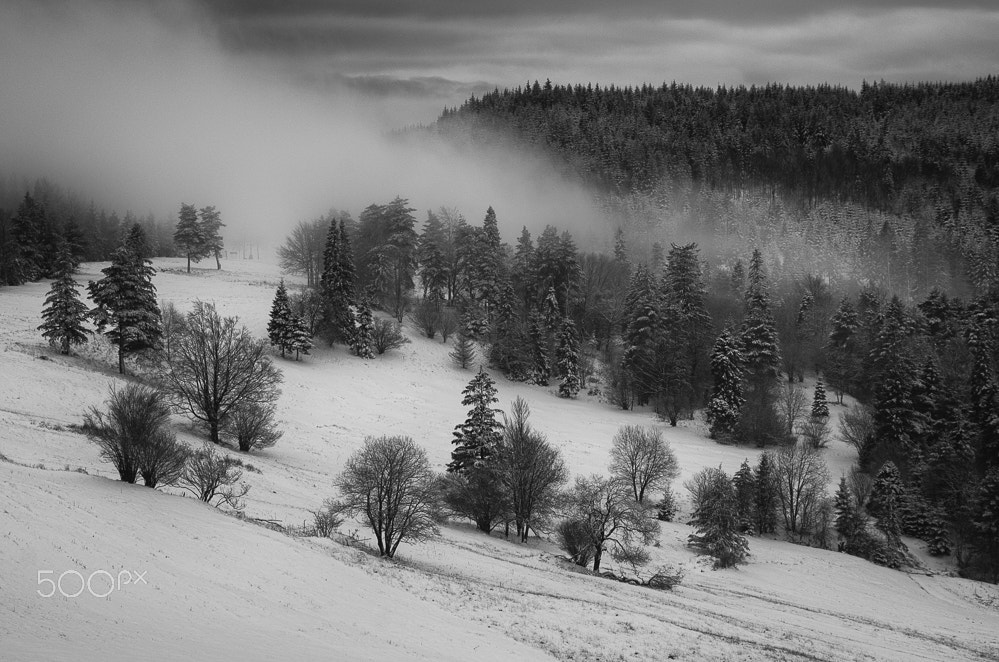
[
  {"left": 210, "top": 419, "right": 220, "bottom": 444},
  {"left": 592, "top": 545, "right": 603, "bottom": 572},
  {"left": 215, "top": 251, "right": 221, "bottom": 270},
  {"left": 61, "top": 336, "right": 70, "bottom": 355},
  {"left": 187, "top": 253, "right": 191, "bottom": 273},
  {"left": 118, "top": 343, "right": 125, "bottom": 375}
]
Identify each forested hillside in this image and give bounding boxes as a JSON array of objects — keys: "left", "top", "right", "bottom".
[{"left": 434, "top": 78, "right": 999, "bottom": 299}]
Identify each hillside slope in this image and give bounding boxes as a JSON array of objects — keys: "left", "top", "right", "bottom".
[{"left": 2, "top": 257, "right": 999, "bottom": 661}]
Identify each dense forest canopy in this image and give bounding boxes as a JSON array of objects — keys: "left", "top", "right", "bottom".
[{"left": 433, "top": 78, "right": 999, "bottom": 300}]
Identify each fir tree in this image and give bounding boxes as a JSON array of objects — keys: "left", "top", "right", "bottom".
[
  {"left": 706, "top": 327, "right": 744, "bottom": 439},
  {"left": 733, "top": 459, "right": 757, "bottom": 534},
  {"left": 351, "top": 299, "right": 375, "bottom": 359},
  {"left": 38, "top": 246, "right": 90, "bottom": 355},
  {"left": 663, "top": 242, "right": 713, "bottom": 412},
  {"left": 321, "top": 220, "right": 357, "bottom": 345},
  {"left": 834, "top": 475, "right": 863, "bottom": 541},
  {"left": 541, "top": 285, "right": 561, "bottom": 333},
  {"left": 740, "top": 249, "right": 782, "bottom": 445},
  {"left": 448, "top": 369, "right": 503, "bottom": 473},
  {"left": 198, "top": 206, "right": 225, "bottom": 270},
  {"left": 687, "top": 467, "right": 749, "bottom": 568},
  {"left": 290, "top": 314, "right": 313, "bottom": 360},
  {"left": 811, "top": 379, "right": 830, "bottom": 419},
  {"left": 754, "top": 451, "right": 779, "bottom": 535},
  {"left": 868, "top": 461, "right": 904, "bottom": 541},
  {"left": 556, "top": 317, "right": 581, "bottom": 398},
  {"left": 449, "top": 330, "right": 476, "bottom": 369},
  {"left": 512, "top": 225, "right": 535, "bottom": 305},
  {"left": 174, "top": 203, "right": 206, "bottom": 273},
  {"left": 528, "top": 310, "right": 550, "bottom": 385},
  {"left": 267, "top": 280, "right": 295, "bottom": 358},
  {"left": 88, "top": 245, "right": 161, "bottom": 374}
]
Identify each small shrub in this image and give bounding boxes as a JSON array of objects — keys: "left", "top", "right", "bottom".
[
  {"left": 556, "top": 518, "right": 595, "bottom": 567},
  {"left": 223, "top": 402, "right": 282, "bottom": 452},
  {"left": 180, "top": 443, "right": 249, "bottom": 510},
  {"left": 309, "top": 500, "right": 344, "bottom": 538},
  {"left": 646, "top": 565, "right": 685, "bottom": 591},
  {"left": 438, "top": 307, "right": 459, "bottom": 343},
  {"left": 371, "top": 317, "right": 410, "bottom": 355},
  {"left": 408, "top": 299, "right": 439, "bottom": 339},
  {"left": 657, "top": 488, "right": 678, "bottom": 522},
  {"left": 138, "top": 430, "right": 190, "bottom": 488}
]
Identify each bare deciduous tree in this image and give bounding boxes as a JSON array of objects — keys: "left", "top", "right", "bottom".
[
  {"left": 777, "top": 382, "right": 808, "bottom": 438},
  {"left": 83, "top": 383, "right": 185, "bottom": 487},
  {"left": 164, "top": 301, "right": 282, "bottom": 444},
  {"left": 180, "top": 443, "right": 248, "bottom": 510},
  {"left": 609, "top": 425, "right": 679, "bottom": 504},
  {"left": 277, "top": 219, "right": 328, "bottom": 288},
  {"left": 334, "top": 435, "right": 442, "bottom": 558},
  {"left": 774, "top": 442, "right": 830, "bottom": 536},
  {"left": 839, "top": 404, "right": 875, "bottom": 455},
  {"left": 223, "top": 402, "right": 282, "bottom": 452},
  {"left": 496, "top": 397, "right": 568, "bottom": 542},
  {"left": 562, "top": 475, "right": 659, "bottom": 572}
]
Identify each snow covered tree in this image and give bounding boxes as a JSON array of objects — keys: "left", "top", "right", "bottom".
[
  {"left": 267, "top": 280, "right": 296, "bottom": 358},
  {"left": 686, "top": 466, "right": 749, "bottom": 568},
  {"left": 662, "top": 242, "right": 713, "bottom": 411},
  {"left": 834, "top": 475, "right": 864, "bottom": 541},
  {"left": 174, "top": 203, "right": 207, "bottom": 273},
  {"left": 320, "top": 219, "right": 357, "bottom": 345},
  {"left": 733, "top": 459, "right": 757, "bottom": 534},
  {"left": 350, "top": 300, "right": 376, "bottom": 358},
  {"left": 754, "top": 451, "right": 779, "bottom": 535},
  {"left": 556, "top": 316, "right": 581, "bottom": 398},
  {"left": 448, "top": 368, "right": 503, "bottom": 473},
  {"left": 868, "top": 461, "right": 904, "bottom": 540},
  {"left": 528, "top": 310, "right": 550, "bottom": 385},
  {"left": 609, "top": 425, "right": 679, "bottom": 504},
  {"left": 289, "top": 314, "right": 313, "bottom": 360},
  {"left": 38, "top": 246, "right": 90, "bottom": 355},
  {"left": 198, "top": 205, "right": 225, "bottom": 270},
  {"left": 88, "top": 245, "right": 161, "bottom": 374},
  {"left": 449, "top": 330, "right": 476, "bottom": 369},
  {"left": 740, "top": 249, "right": 783, "bottom": 446},
  {"left": 541, "top": 285, "right": 561, "bottom": 332},
  {"left": 706, "top": 327, "right": 744, "bottom": 439},
  {"left": 811, "top": 378, "right": 830, "bottom": 418}
]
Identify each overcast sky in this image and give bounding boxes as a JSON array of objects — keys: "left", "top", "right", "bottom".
[
  {"left": 200, "top": 0, "right": 999, "bottom": 121},
  {"left": 2, "top": 0, "right": 997, "bottom": 246}
]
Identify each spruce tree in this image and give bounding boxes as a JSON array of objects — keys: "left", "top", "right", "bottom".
[
  {"left": 449, "top": 330, "right": 476, "bottom": 369},
  {"left": 663, "top": 242, "right": 712, "bottom": 412},
  {"left": 321, "top": 220, "right": 357, "bottom": 345},
  {"left": 290, "top": 314, "right": 313, "bottom": 360},
  {"left": 733, "top": 459, "right": 757, "bottom": 534},
  {"left": 88, "top": 245, "right": 161, "bottom": 374},
  {"left": 556, "top": 317, "right": 581, "bottom": 398},
  {"left": 541, "top": 285, "right": 561, "bottom": 333},
  {"left": 448, "top": 369, "right": 503, "bottom": 473},
  {"left": 198, "top": 206, "right": 225, "bottom": 270},
  {"left": 868, "top": 461, "right": 904, "bottom": 541},
  {"left": 706, "top": 327, "right": 744, "bottom": 439},
  {"left": 267, "top": 280, "right": 295, "bottom": 358},
  {"left": 38, "top": 246, "right": 90, "bottom": 355},
  {"left": 834, "top": 475, "right": 863, "bottom": 541},
  {"left": 740, "top": 249, "right": 782, "bottom": 445},
  {"left": 687, "top": 468, "right": 749, "bottom": 568},
  {"left": 754, "top": 451, "right": 779, "bottom": 535},
  {"left": 174, "top": 203, "right": 206, "bottom": 273},
  {"left": 351, "top": 299, "right": 375, "bottom": 359},
  {"left": 811, "top": 378, "right": 830, "bottom": 419},
  {"left": 528, "top": 310, "right": 550, "bottom": 385}
]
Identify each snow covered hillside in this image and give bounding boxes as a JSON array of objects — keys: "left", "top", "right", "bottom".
[{"left": 3, "top": 257, "right": 999, "bottom": 661}]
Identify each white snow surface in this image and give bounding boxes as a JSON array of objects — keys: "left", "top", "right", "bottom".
[{"left": 1, "top": 257, "right": 998, "bottom": 661}]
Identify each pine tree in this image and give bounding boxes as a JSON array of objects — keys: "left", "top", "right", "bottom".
[
  {"left": 449, "top": 330, "right": 476, "bottom": 369},
  {"left": 528, "top": 310, "right": 550, "bottom": 385},
  {"left": 740, "top": 249, "right": 782, "bottom": 445},
  {"left": 12, "top": 192, "right": 48, "bottom": 280},
  {"left": 706, "top": 327, "right": 744, "bottom": 439},
  {"left": 541, "top": 285, "right": 561, "bottom": 333},
  {"left": 290, "top": 314, "right": 313, "bottom": 360},
  {"left": 174, "top": 203, "right": 206, "bottom": 273},
  {"left": 88, "top": 245, "right": 161, "bottom": 374},
  {"left": 834, "top": 475, "right": 863, "bottom": 541},
  {"left": 687, "top": 468, "right": 749, "bottom": 568},
  {"left": 512, "top": 225, "right": 535, "bottom": 305},
  {"left": 754, "top": 451, "right": 779, "bottom": 535},
  {"left": 38, "top": 246, "right": 90, "bottom": 355},
  {"left": 556, "top": 317, "right": 581, "bottom": 398},
  {"left": 198, "top": 206, "right": 225, "bottom": 270},
  {"left": 868, "top": 461, "right": 904, "bottom": 540},
  {"left": 448, "top": 369, "right": 503, "bottom": 473},
  {"left": 321, "top": 220, "right": 357, "bottom": 345},
  {"left": 733, "top": 459, "right": 757, "bottom": 534},
  {"left": 811, "top": 378, "right": 830, "bottom": 418},
  {"left": 351, "top": 299, "right": 375, "bottom": 359},
  {"left": 663, "top": 243, "right": 713, "bottom": 412},
  {"left": 267, "top": 280, "right": 295, "bottom": 358}
]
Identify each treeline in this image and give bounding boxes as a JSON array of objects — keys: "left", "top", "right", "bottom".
[
  {"left": 433, "top": 78, "right": 999, "bottom": 299},
  {"left": 0, "top": 178, "right": 177, "bottom": 285}
]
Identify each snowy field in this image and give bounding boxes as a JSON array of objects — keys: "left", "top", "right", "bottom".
[{"left": 2, "top": 257, "right": 999, "bottom": 661}]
